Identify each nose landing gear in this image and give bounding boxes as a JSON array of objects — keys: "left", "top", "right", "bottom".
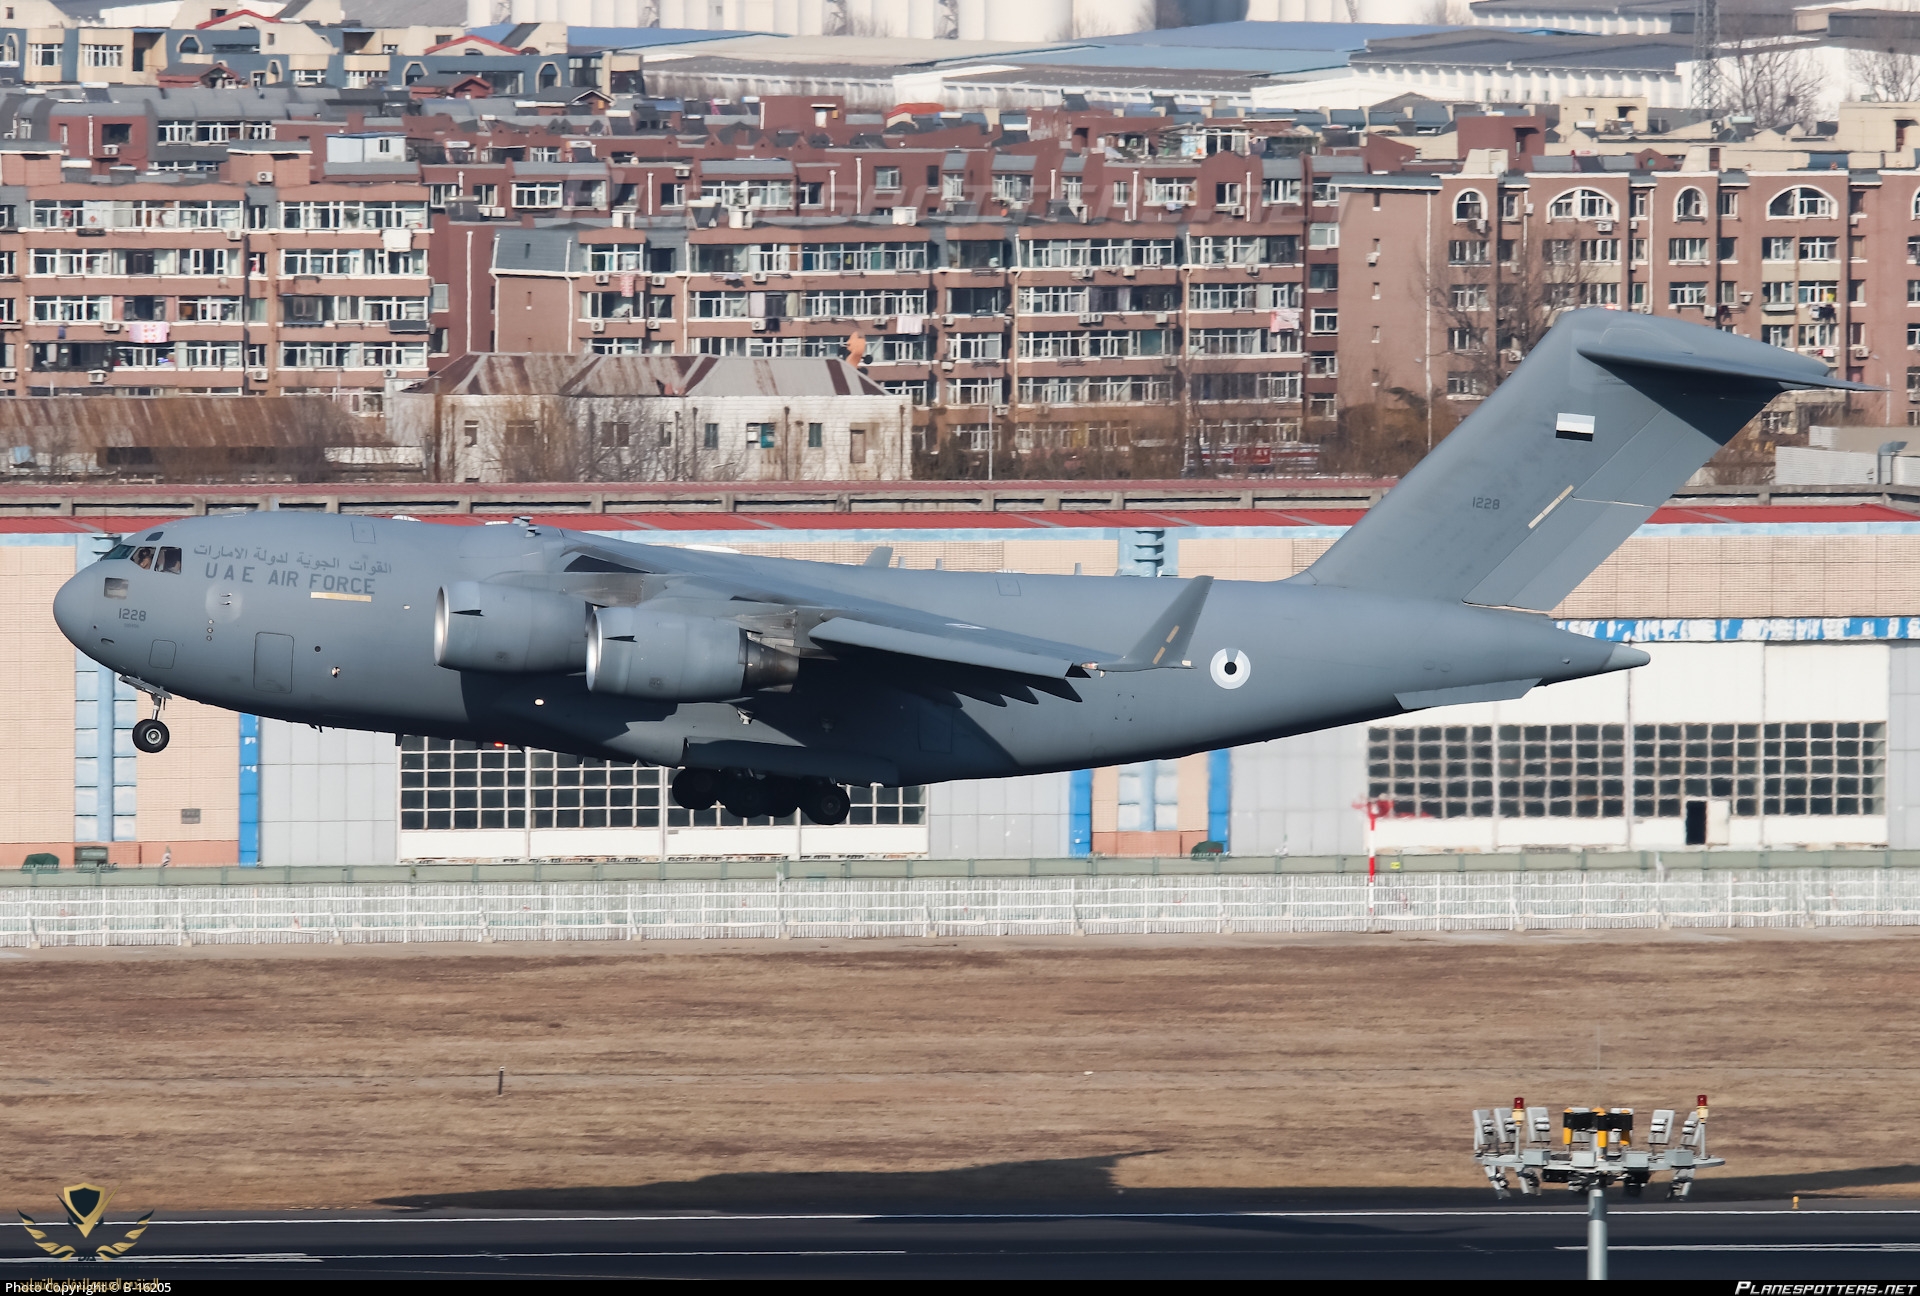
[
  {"left": 121, "top": 674, "right": 172, "bottom": 753},
  {"left": 132, "top": 717, "right": 170, "bottom": 754}
]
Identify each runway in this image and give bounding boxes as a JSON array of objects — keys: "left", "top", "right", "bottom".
[{"left": 4, "top": 1202, "right": 1918, "bottom": 1279}]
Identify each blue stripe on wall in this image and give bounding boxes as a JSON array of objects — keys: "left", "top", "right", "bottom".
[
  {"left": 1564, "top": 617, "right": 1920, "bottom": 642},
  {"left": 1068, "top": 769, "right": 1092, "bottom": 857},
  {"left": 1207, "top": 749, "right": 1231, "bottom": 849},
  {"left": 238, "top": 714, "right": 260, "bottom": 866}
]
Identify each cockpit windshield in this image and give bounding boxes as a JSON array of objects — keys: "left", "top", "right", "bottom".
[
  {"left": 103, "top": 543, "right": 133, "bottom": 560},
  {"left": 127, "top": 545, "right": 181, "bottom": 573}
]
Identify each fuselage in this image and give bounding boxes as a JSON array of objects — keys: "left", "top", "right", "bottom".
[{"left": 52, "top": 512, "right": 1633, "bottom": 785}]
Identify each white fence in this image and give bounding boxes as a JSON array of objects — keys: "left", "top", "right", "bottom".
[{"left": 4, "top": 870, "right": 1920, "bottom": 947}]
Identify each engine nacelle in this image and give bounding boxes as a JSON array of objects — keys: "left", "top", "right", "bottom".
[
  {"left": 434, "top": 581, "right": 589, "bottom": 674},
  {"left": 587, "top": 606, "right": 798, "bottom": 701}
]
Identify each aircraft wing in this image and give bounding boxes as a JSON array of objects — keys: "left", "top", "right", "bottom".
[
  {"left": 809, "top": 614, "right": 1106, "bottom": 678},
  {"left": 809, "top": 573, "right": 1215, "bottom": 679},
  {"left": 551, "top": 537, "right": 1214, "bottom": 681}
]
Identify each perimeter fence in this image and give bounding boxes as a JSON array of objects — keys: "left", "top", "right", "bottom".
[{"left": 3, "top": 869, "right": 1920, "bottom": 948}]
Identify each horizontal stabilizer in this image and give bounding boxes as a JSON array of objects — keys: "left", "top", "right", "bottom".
[{"left": 1576, "top": 336, "right": 1875, "bottom": 392}]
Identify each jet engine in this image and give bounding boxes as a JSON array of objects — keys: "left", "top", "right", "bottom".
[
  {"left": 434, "top": 581, "right": 590, "bottom": 674},
  {"left": 587, "top": 605, "right": 798, "bottom": 701}
]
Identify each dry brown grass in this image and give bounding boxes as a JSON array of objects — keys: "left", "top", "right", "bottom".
[{"left": 1, "top": 929, "right": 1915, "bottom": 1210}]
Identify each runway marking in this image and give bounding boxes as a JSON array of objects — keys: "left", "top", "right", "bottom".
[
  {"left": 0, "top": 1250, "right": 913, "bottom": 1264},
  {"left": 1560, "top": 1244, "right": 1920, "bottom": 1253},
  {"left": 0, "top": 1255, "right": 318, "bottom": 1265},
  {"left": 130, "top": 1208, "right": 1920, "bottom": 1227}
]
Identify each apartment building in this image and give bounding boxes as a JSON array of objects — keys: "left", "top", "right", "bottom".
[
  {"left": 0, "top": 125, "right": 432, "bottom": 412},
  {"left": 0, "top": 82, "right": 1915, "bottom": 476},
  {"left": 1336, "top": 151, "right": 1920, "bottom": 431}
]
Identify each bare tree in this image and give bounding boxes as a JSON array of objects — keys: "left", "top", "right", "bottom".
[
  {"left": 1847, "top": 19, "right": 1920, "bottom": 102},
  {"left": 1718, "top": 18, "right": 1828, "bottom": 130}
]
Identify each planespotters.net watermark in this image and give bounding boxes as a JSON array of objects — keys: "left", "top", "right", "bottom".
[{"left": 1735, "top": 1285, "right": 1920, "bottom": 1295}]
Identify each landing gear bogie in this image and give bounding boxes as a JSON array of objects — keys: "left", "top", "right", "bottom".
[{"left": 668, "top": 768, "right": 853, "bottom": 826}]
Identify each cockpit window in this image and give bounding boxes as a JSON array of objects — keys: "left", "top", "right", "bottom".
[
  {"left": 131, "top": 547, "right": 155, "bottom": 569},
  {"left": 157, "top": 546, "right": 181, "bottom": 574},
  {"left": 143, "top": 531, "right": 163, "bottom": 542},
  {"left": 103, "top": 543, "right": 133, "bottom": 560},
  {"left": 103, "top": 577, "right": 128, "bottom": 599}
]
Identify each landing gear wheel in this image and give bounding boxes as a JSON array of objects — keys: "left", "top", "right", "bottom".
[
  {"left": 719, "top": 772, "right": 771, "bottom": 820},
  {"left": 132, "top": 718, "right": 170, "bottom": 754},
  {"left": 799, "top": 781, "right": 851, "bottom": 826},
  {"left": 764, "top": 776, "right": 801, "bottom": 820},
  {"left": 670, "top": 767, "right": 717, "bottom": 811}
]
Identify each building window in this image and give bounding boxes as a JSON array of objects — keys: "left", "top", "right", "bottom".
[
  {"left": 29, "top": 42, "right": 59, "bottom": 67},
  {"left": 511, "top": 182, "right": 562, "bottom": 209},
  {"left": 1719, "top": 190, "right": 1739, "bottom": 217},
  {"left": 1309, "top": 308, "right": 1338, "bottom": 334},
  {"left": 873, "top": 165, "right": 900, "bottom": 191},
  {"left": 1369, "top": 724, "right": 1625, "bottom": 820},
  {"left": 1768, "top": 186, "right": 1836, "bottom": 219},
  {"left": 848, "top": 784, "right": 923, "bottom": 824},
  {"left": 1448, "top": 239, "right": 1488, "bottom": 266},
  {"left": 1263, "top": 177, "right": 1299, "bottom": 205},
  {"left": 807, "top": 421, "right": 823, "bottom": 448},
  {"left": 1546, "top": 187, "right": 1616, "bottom": 220},
  {"left": 702, "top": 422, "right": 718, "bottom": 449},
  {"left": 1669, "top": 237, "right": 1709, "bottom": 264},
  {"left": 1669, "top": 281, "right": 1708, "bottom": 306},
  {"left": 1675, "top": 187, "right": 1704, "bottom": 219},
  {"left": 1453, "top": 189, "right": 1485, "bottom": 222},
  {"left": 992, "top": 173, "right": 1033, "bottom": 204},
  {"left": 1117, "top": 760, "right": 1179, "bottom": 831},
  {"left": 1446, "top": 371, "right": 1484, "bottom": 397}
]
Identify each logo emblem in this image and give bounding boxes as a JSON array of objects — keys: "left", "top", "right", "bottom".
[{"left": 18, "top": 1183, "right": 152, "bottom": 1260}]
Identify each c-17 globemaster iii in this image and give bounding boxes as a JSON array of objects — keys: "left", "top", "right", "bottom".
[{"left": 54, "top": 312, "right": 1863, "bottom": 826}]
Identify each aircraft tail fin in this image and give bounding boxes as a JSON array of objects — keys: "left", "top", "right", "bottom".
[{"left": 1302, "top": 311, "right": 1869, "bottom": 611}]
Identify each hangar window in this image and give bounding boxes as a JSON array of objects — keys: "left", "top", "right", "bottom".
[
  {"left": 1368, "top": 725, "right": 1624, "bottom": 820},
  {"left": 849, "top": 784, "right": 924, "bottom": 825},
  {"left": 1368, "top": 721, "right": 1885, "bottom": 821}
]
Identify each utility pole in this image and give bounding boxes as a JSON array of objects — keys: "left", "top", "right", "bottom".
[{"left": 1692, "top": 0, "right": 1722, "bottom": 116}]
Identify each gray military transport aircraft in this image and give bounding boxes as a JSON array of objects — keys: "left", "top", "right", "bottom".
[{"left": 53, "top": 311, "right": 1863, "bottom": 825}]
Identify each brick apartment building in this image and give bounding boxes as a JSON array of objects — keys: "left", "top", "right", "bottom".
[{"left": 0, "top": 84, "right": 1912, "bottom": 478}]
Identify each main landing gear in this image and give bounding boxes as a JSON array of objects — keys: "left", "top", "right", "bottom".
[{"left": 670, "top": 768, "right": 852, "bottom": 825}]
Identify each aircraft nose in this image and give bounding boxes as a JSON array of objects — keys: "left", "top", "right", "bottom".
[{"left": 52, "top": 569, "right": 97, "bottom": 649}]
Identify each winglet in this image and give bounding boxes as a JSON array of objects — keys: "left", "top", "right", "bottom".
[
  {"left": 863, "top": 545, "right": 894, "bottom": 567},
  {"left": 1099, "top": 575, "right": 1214, "bottom": 672}
]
